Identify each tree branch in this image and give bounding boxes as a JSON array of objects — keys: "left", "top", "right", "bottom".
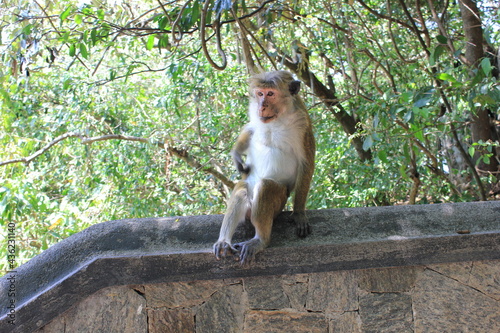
[
  {"left": 1, "top": 132, "right": 235, "bottom": 190},
  {"left": 0, "top": 132, "right": 81, "bottom": 167},
  {"left": 281, "top": 53, "right": 372, "bottom": 161},
  {"left": 355, "top": 0, "right": 419, "bottom": 32}
]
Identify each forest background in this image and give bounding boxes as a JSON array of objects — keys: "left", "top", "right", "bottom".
[{"left": 1, "top": 0, "right": 499, "bottom": 274}]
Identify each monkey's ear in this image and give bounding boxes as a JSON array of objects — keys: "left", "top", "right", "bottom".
[{"left": 289, "top": 80, "right": 301, "bottom": 95}]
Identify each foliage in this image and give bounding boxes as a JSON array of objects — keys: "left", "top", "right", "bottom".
[{"left": 1, "top": 0, "right": 499, "bottom": 274}]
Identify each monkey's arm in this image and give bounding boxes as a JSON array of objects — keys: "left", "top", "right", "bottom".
[
  {"left": 231, "top": 127, "right": 253, "bottom": 174},
  {"left": 293, "top": 128, "right": 315, "bottom": 237}
]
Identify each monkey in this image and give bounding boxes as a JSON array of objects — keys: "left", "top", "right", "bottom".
[{"left": 213, "top": 70, "right": 315, "bottom": 264}]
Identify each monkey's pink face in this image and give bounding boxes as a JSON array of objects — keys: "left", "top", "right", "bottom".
[{"left": 255, "top": 88, "right": 281, "bottom": 123}]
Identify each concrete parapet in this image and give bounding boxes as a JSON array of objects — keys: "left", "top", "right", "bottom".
[{"left": 1, "top": 201, "right": 499, "bottom": 332}]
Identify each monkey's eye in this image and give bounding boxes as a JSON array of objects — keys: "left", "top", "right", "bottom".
[
  {"left": 267, "top": 91, "right": 274, "bottom": 97},
  {"left": 257, "top": 91, "right": 264, "bottom": 97}
]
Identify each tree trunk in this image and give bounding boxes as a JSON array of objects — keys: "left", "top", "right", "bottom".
[{"left": 459, "top": 0, "right": 499, "bottom": 175}]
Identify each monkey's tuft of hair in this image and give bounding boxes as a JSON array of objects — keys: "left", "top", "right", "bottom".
[{"left": 249, "top": 70, "right": 296, "bottom": 93}]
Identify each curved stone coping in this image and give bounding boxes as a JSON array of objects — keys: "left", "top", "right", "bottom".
[{"left": 1, "top": 201, "right": 500, "bottom": 332}]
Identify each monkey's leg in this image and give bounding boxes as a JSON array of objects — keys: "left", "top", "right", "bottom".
[
  {"left": 293, "top": 140, "right": 315, "bottom": 237},
  {"left": 213, "top": 181, "right": 249, "bottom": 260},
  {"left": 234, "top": 179, "right": 287, "bottom": 264},
  {"left": 293, "top": 184, "right": 312, "bottom": 238}
]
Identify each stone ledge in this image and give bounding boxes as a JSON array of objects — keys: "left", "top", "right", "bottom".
[{"left": 1, "top": 201, "right": 500, "bottom": 332}]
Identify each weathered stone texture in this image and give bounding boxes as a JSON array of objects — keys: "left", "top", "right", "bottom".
[
  {"left": 329, "top": 311, "right": 362, "bottom": 333},
  {"left": 306, "top": 270, "right": 358, "bottom": 312},
  {"left": 148, "top": 308, "right": 195, "bottom": 333},
  {"left": 359, "top": 293, "right": 414, "bottom": 333},
  {"left": 244, "top": 310, "right": 328, "bottom": 333},
  {"left": 36, "top": 260, "right": 500, "bottom": 333},
  {"left": 428, "top": 260, "right": 500, "bottom": 300},
  {"left": 245, "top": 275, "right": 290, "bottom": 309},
  {"left": 144, "top": 279, "right": 222, "bottom": 308},
  {"left": 39, "top": 286, "right": 147, "bottom": 333},
  {"left": 359, "top": 266, "right": 420, "bottom": 292},
  {"left": 282, "top": 274, "right": 309, "bottom": 310},
  {"left": 413, "top": 267, "right": 500, "bottom": 333},
  {"left": 195, "top": 283, "right": 245, "bottom": 333}
]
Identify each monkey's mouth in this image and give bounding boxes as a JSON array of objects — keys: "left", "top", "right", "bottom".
[{"left": 260, "top": 115, "right": 276, "bottom": 123}]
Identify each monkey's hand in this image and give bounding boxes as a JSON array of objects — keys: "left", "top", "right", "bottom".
[
  {"left": 213, "top": 241, "right": 238, "bottom": 260},
  {"left": 232, "top": 151, "right": 251, "bottom": 174},
  {"left": 233, "top": 238, "right": 266, "bottom": 265},
  {"left": 293, "top": 212, "right": 312, "bottom": 238}
]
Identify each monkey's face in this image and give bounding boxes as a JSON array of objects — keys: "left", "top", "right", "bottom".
[{"left": 254, "top": 88, "right": 283, "bottom": 123}]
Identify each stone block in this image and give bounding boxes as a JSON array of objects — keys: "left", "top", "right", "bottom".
[
  {"left": 148, "top": 308, "right": 195, "bottom": 333},
  {"left": 244, "top": 310, "right": 328, "bottom": 333},
  {"left": 359, "top": 266, "right": 420, "bottom": 292},
  {"left": 306, "top": 270, "right": 358, "bottom": 312},
  {"left": 413, "top": 268, "right": 500, "bottom": 332},
  {"left": 282, "top": 274, "right": 309, "bottom": 310},
  {"left": 329, "top": 311, "right": 362, "bottom": 333},
  {"left": 245, "top": 275, "right": 290, "bottom": 309},
  {"left": 144, "top": 280, "right": 223, "bottom": 308},
  {"left": 359, "top": 293, "right": 413, "bottom": 332},
  {"left": 428, "top": 260, "right": 500, "bottom": 300},
  {"left": 195, "top": 283, "right": 245, "bottom": 332},
  {"left": 62, "top": 286, "right": 146, "bottom": 333}
]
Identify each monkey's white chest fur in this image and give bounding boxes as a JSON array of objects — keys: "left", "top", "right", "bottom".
[{"left": 246, "top": 116, "right": 306, "bottom": 192}]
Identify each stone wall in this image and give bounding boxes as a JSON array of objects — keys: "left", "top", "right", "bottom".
[
  {"left": 2, "top": 201, "right": 499, "bottom": 332},
  {"left": 37, "top": 260, "right": 500, "bottom": 333}
]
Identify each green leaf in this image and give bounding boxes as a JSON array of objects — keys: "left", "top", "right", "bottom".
[
  {"left": 436, "top": 35, "right": 447, "bottom": 44},
  {"left": 473, "top": 94, "right": 496, "bottom": 106},
  {"left": 399, "top": 164, "right": 409, "bottom": 181},
  {"left": 158, "top": 35, "right": 170, "bottom": 49},
  {"left": 74, "top": 14, "right": 83, "bottom": 24},
  {"left": 468, "top": 146, "right": 475, "bottom": 157},
  {"left": 437, "top": 73, "right": 456, "bottom": 83},
  {"left": 362, "top": 135, "right": 373, "bottom": 151},
  {"left": 413, "top": 87, "right": 434, "bottom": 108},
  {"left": 63, "top": 78, "right": 72, "bottom": 90},
  {"left": 400, "top": 92, "right": 412, "bottom": 104},
  {"left": 90, "top": 28, "right": 97, "bottom": 45},
  {"left": 79, "top": 43, "right": 88, "bottom": 59},
  {"left": 158, "top": 16, "right": 169, "bottom": 30},
  {"left": 430, "top": 45, "right": 445, "bottom": 66},
  {"left": 377, "top": 150, "right": 388, "bottom": 164},
  {"left": 403, "top": 109, "right": 413, "bottom": 123},
  {"left": 22, "top": 24, "right": 33, "bottom": 35},
  {"left": 415, "top": 128, "right": 424, "bottom": 142},
  {"left": 69, "top": 44, "right": 76, "bottom": 56},
  {"left": 146, "top": 34, "right": 155, "bottom": 50},
  {"left": 471, "top": 68, "right": 485, "bottom": 85},
  {"left": 97, "top": 9, "right": 105, "bottom": 21},
  {"left": 60, "top": 7, "right": 72, "bottom": 21},
  {"left": 480, "top": 58, "right": 492, "bottom": 76}
]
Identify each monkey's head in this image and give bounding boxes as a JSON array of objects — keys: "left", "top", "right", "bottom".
[{"left": 249, "top": 71, "right": 301, "bottom": 124}]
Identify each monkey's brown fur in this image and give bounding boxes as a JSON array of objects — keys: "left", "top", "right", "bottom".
[{"left": 213, "top": 70, "right": 315, "bottom": 264}]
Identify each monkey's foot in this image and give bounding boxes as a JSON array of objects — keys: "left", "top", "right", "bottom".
[
  {"left": 293, "top": 213, "right": 312, "bottom": 238},
  {"left": 213, "top": 241, "right": 237, "bottom": 260},
  {"left": 233, "top": 238, "right": 266, "bottom": 265}
]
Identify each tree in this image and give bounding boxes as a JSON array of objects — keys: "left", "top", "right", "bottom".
[
  {"left": 459, "top": 0, "right": 499, "bottom": 175},
  {"left": 1, "top": 0, "right": 499, "bottom": 273}
]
